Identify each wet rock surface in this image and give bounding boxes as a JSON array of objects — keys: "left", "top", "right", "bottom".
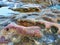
[{"left": 0, "top": 0, "right": 60, "bottom": 45}]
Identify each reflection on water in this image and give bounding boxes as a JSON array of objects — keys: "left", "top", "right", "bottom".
[
  {"left": 0, "top": 0, "right": 60, "bottom": 45},
  {"left": 0, "top": 7, "right": 19, "bottom": 17},
  {"left": 50, "top": 4, "right": 60, "bottom": 9}
]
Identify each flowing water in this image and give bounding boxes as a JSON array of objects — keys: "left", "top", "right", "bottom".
[{"left": 0, "top": 0, "right": 60, "bottom": 45}]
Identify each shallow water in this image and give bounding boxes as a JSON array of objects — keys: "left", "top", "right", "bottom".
[
  {"left": 0, "top": 6, "right": 20, "bottom": 30},
  {"left": 50, "top": 4, "right": 60, "bottom": 9},
  {"left": 0, "top": 7, "right": 19, "bottom": 17},
  {"left": 0, "top": 1, "right": 60, "bottom": 45}
]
